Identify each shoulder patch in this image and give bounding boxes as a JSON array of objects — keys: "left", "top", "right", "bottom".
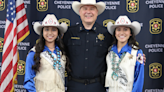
[{"left": 136, "top": 53, "right": 143, "bottom": 64}]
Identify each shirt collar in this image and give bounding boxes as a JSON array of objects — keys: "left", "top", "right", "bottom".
[
  {"left": 79, "top": 22, "right": 97, "bottom": 32},
  {"left": 112, "top": 43, "right": 131, "bottom": 54},
  {"left": 43, "top": 46, "right": 50, "bottom": 52},
  {"left": 43, "top": 45, "right": 60, "bottom": 53}
]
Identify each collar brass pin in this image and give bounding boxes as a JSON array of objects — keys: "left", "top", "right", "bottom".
[
  {"left": 94, "top": 27, "right": 96, "bottom": 30},
  {"left": 129, "top": 54, "right": 133, "bottom": 59},
  {"left": 80, "top": 27, "right": 82, "bottom": 30}
]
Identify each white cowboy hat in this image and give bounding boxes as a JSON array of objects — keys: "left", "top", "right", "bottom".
[
  {"left": 33, "top": 14, "right": 68, "bottom": 35},
  {"left": 72, "top": 0, "right": 106, "bottom": 15},
  {"left": 107, "top": 15, "right": 141, "bottom": 35}
]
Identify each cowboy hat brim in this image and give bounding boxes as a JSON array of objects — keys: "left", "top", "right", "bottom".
[
  {"left": 107, "top": 21, "right": 141, "bottom": 35},
  {"left": 72, "top": 1, "right": 106, "bottom": 15},
  {"left": 33, "top": 22, "right": 68, "bottom": 35}
]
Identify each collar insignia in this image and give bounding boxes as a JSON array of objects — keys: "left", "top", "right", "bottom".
[
  {"left": 94, "top": 27, "right": 96, "bottom": 30},
  {"left": 80, "top": 27, "right": 82, "bottom": 30}
]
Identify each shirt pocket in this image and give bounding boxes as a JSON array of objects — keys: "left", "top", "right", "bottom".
[
  {"left": 94, "top": 42, "right": 108, "bottom": 57},
  {"left": 67, "top": 39, "right": 81, "bottom": 56}
]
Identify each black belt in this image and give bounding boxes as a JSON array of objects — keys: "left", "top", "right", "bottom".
[{"left": 68, "top": 76, "right": 101, "bottom": 85}]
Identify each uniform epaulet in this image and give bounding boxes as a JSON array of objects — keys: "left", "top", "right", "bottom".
[
  {"left": 69, "top": 24, "right": 80, "bottom": 28},
  {"left": 96, "top": 22, "right": 106, "bottom": 29}
]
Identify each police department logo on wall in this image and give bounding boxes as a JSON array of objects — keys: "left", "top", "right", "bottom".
[
  {"left": 149, "top": 18, "right": 162, "bottom": 34},
  {"left": 17, "top": 60, "right": 25, "bottom": 75},
  {"left": 126, "top": 0, "right": 139, "bottom": 13},
  {"left": 149, "top": 63, "right": 162, "bottom": 79},
  {"left": 36, "top": 39, "right": 39, "bottom": 44},
  {"left": 65, "top": 71, "right": 68, "bottom": 77},
  {"left": 103, "top": 19, "right": 115, "bottom": 27},
  {"left": 0, "top": 37, "right": 4, "bottom": 52},
  {"left": 58, "top": 18, "right": 70, "bottom": 27},
  {"left": 0, "top": 0, "right": 5, "bottom": 11},
  {"left": 37, "top": 0, "right": 48, "bottom": 12}
]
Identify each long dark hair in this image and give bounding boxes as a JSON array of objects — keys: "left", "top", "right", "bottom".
[
  {"left": 32, "top": 28, "right": 70, "bottom": 72},
  {"left": 112, "top": 28, "right": 140, "bottom": 50}
]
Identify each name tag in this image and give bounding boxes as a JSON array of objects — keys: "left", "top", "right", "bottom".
[{"left": 71, "top": 37, "right": 80, "bottom": 39}]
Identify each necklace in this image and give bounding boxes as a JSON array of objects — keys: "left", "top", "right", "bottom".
[
  {"left": 111, "top": 51, "right": 126, "bottom": 81},
  {"left": 47, "top": 46, "right": 55, "bottom": 49},
  {"left": 47, "top": 47, "right": 61, "bottom": 70}
]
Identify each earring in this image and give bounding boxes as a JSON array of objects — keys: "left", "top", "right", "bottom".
[{"left": 56, "top": 36, "right": 59, "bottom": 41}]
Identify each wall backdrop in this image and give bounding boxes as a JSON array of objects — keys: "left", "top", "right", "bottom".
[{"left": 0, "top": 0, "right": 164, "bottom": 92}]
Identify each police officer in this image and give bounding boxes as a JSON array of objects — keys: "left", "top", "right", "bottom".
[
  {"left": 63, "top": 0, "right": 112, "bottom": 92},
  {"left": 63, "top": 0, "right": 146, "bottom": 92}
]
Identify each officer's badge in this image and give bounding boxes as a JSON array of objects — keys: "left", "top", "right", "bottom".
[
  {"left": 103, "top": 19, "right": 115, "bottom": 27},
  {"left": 0, "top": 37, "right": 4, "bottom": 52},
  {"left": 17, "top": 60, "right": 26, "bottom": 75},
  {"left": 149, "top": 18, "right": 162, "bottom": 34},
  {"left": 136, "top": 53, "right": 143, "bottom": 64},
  {"left": 58, "top": 18, "right": 70, "bottom": 27},
  {"left": 149, "top": 63, "right": 162, "bottom": 79},
  {"left": 126, "top": 0, "right": 139, "bottom": 13},
  {"left": 97, "top": 33, "right": 105, "bottom": 41},
  {"left": 0, "top": 0, "right": 5, "bottom": 11},
  {"left": 37, "top": 0, "right": 48, "bottom": 12}
]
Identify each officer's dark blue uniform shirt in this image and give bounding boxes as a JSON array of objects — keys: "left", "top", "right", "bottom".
[{"left": 63, "top": 22, "right": 113, "bottom": 92}]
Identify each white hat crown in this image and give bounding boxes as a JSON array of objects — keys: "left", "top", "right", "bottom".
[
  {"left": 33, "top": 14, "right": 68, "bottom": 35},
  {"left": 107, "top": 15, "right": 141, "bottom": 35},
  {"left": 42, "top": 14, "right": 59, "bottom": 26},
  {"left": 115, "top": 16, "right": 132, "bottom": 25},
  {"left": 81, "top": 0, "right": 96, "bottom": 4},
  {"left": 72, "top": 0, "right": 106, "bottom": 15}
]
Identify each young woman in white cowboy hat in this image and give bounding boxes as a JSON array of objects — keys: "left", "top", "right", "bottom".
[
  {"left": 23, "top": 14, "right": 70, "bottom": 92},
  {"left": 105, "top": 15, "right": 144, "bottom": 92}
]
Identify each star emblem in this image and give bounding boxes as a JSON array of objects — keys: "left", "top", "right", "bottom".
[{"left": 129, "top": 54, "right": 133, "bottom": 59}]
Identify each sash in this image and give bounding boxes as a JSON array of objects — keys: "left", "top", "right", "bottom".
[{"left": 110, "top": 51, "right": 128, "bottom": 90}]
